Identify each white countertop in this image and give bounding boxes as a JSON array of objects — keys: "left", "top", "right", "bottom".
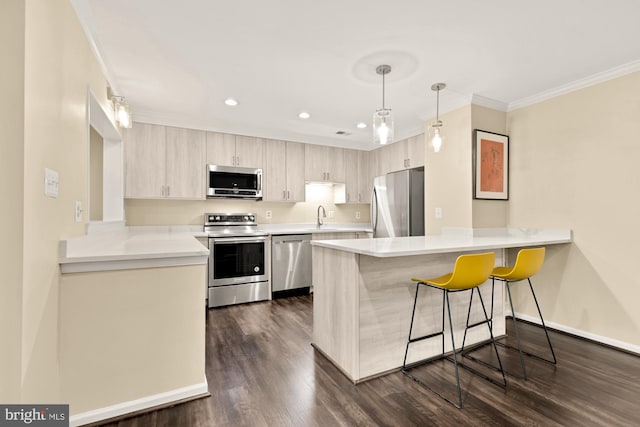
[
  {"left": 60, "top": 222, "right": 371, "bottom": 273},
  {"left": 258, "top": 223, "right": 372, "bottom": 235},
  {"left": 310, "top": 228, "right": 572, "bottom": 257},
  {"left": 59, "top": 227, "right": 209, "bottom": 273}
]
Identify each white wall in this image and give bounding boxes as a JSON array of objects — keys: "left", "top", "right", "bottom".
[{"left": 507, "top": 71, "right": 640, "bottom": 347}]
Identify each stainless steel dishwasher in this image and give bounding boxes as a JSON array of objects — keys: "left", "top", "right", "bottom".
[{"left": 271, "top": 234, "right": 312, "bottom": 295}]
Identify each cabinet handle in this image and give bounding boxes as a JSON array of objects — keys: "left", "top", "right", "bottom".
[
  {"left": 161, "top": 186, "right": 165, "bottom": 196},
  {"left": 407, "top": 159, "right": 410, "bottom": 168},
  {"left": 167, "top": 185, "right": 170, "bottom": 196},
  {"left": 287, "top": 190, "right": 291, "bottom": 200},
  {"left": 236, "top": 156, "right": 240, "bottom": 166},
  {"left": 327, "top": 172, "right": 330, "bottom": 181},
  {"left": 283, "top": 190, "right": 286, "bottom": 200},
  {"left": 358, "top": 193, "right": 361, "bottom": 202}
]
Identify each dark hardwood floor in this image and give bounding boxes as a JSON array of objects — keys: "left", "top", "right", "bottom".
[{"left": 102, "top": 295, "right": 640, "bottom": 426}]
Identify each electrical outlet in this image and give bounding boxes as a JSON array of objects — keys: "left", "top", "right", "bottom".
[
  {"left": 435, "top": 207, "right": 442, "bottom": 219},
  {"left": 75, "top": 201, "right": 83, "bottom": 222},
  {"left": 265, "top": 210, "right": 272, "bottom": 219},
  {"left": 355, "top": 211, "right": 361, "bottom": 220},
  {"left": 328, "top": 210, "right": 335, "bottom": 218}
]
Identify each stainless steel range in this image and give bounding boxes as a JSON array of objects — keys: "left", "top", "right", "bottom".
[{"left": 204, "top": 213, "right": 270, "bottom": 308}]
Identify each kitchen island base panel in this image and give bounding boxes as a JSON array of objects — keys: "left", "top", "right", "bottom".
[
  {"left": 312, "top": 246, "right": 505, "bottom": 383},
  {"left": 60, "top": 264, "right": 206, "bottom": 417}
]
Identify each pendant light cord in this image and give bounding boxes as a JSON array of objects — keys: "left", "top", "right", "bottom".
[
  {"left": 382, "top": 71, "right": 386, "bottom": 109},
  {"left": 436, "top": 86, "right": 439, "bottom": 121}
]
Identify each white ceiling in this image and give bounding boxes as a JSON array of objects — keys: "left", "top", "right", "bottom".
[{"left": 73, "top": 0, "right": 640, "bottom": 150}]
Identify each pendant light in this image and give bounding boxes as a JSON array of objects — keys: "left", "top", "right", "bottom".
[
  {"left": 430, "top": 83, "right": 446, "bottom": 152},
  {"left": 373, "top": 65, "right": 393, "bottom": 145}
]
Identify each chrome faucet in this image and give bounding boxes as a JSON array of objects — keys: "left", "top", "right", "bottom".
[{"left": 317, "top": 205, "right": 326, "bottom": 228}]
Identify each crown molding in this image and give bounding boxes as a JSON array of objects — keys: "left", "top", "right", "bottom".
[
  {"left": 508, "top": 59, "right": 640, "bottom": 111},
  {"left": 70, "top": 0, "right": 120, "bottom": 95},
  {"left": 470, "top": 94, "right": 508, "bottom": 112}
]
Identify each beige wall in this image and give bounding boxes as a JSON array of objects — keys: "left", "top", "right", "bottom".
[
  {"left": 90, "top": 126, "right": 104, "bottom": 221},
  {"left": 424, "top": 105, "right": 474, "bottom": 235},
  {"left": 0, "top": 0, "right": 25, "bottom": 403},
  {"left": 16, "top": 0, "right": 113, "bottom": 403},
  {"left": 125, "top": 183, "right": 370, "bottom": 226},
  {"left": 507, "top": 71, "right": 640, "bottom": 346},
  {"left": 60, "top": 265, "right": 206, "bottom": 414},
  {"left": 471, "top": 105, "right": 508, "bottom": 228}
]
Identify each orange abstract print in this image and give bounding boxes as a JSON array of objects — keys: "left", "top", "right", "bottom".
[{"left": 480, "top": 138, "right": 504, "bottom": 192}]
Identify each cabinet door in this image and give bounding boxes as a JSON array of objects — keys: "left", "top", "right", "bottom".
[
  {"left": 380, "top": 139, "right": 408, "bottom": 174},
  {"left": 304, "top": 144, "right": 327, "bottom": 181},
  {"left": 357, "top": 150, "right": 371, "bottom": 204},
  {"left": 406, "top": 134, "right": 425, "bottom": 169},
  {"left": 369, "top": 148, "right": 381, "bottom": 180},
  {"left": 264, "top": 139, "right": 287, "bottom": 201},
  {"left": 235, "top": 135, "right": 264, "bottom": 168},
  {"left": 165, "top": 127, "right": 205, "bottom": 199},
  {"left": 327, "top": 147, "right": 345, "bottom": 182},
  {"left": 205, "top": 132, "right": 235, "bottom": 166},
  {"left": 124, "top": 123, "right": 166, "bottom": 198},
  {"left": 344, "top": 149, "right": 359, "bottom": 203},
  {"left": 285, "top": 141, "right": 306, "bottom": 202}
]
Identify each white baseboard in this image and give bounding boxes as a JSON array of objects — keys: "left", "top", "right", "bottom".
[
  {"left": 507, "top": 310, "right": 640, "bottom": 355},
  {"left": 69, "top": 379, "right": 208, "bottom": 427}
]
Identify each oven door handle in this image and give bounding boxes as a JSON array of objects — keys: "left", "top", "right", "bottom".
[{"left": 210, "top": 236, "right": 267, "bottom": 244}]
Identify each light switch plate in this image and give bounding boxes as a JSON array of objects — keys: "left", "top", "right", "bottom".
[
  {"left": 45, "top": 168, "right": 59, "bottom": 198},
  {"left": 435, "top": 207, "right": 442, "bottom": 219},
  {"left": 265, "top": 210, "right": 272, "bottom": 219},
  {"left": 355, "top": 211, "right": 361, "bottom": 219}
]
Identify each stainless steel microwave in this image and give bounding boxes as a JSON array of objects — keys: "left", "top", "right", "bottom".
[{"left": 206, "top": 165, "right": 262, "bottom": 199}]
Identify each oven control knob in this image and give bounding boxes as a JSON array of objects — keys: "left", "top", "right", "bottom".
[
  {"left": 215, "top": 216, "right": 221, "bottom": 221},
  {"left": 254, "top": 266, "right": 260, "bottom": 272},
  {"left": 243, "top": 216, "right": 249, "bottom": 221},
  {"left": 249, "top": 215, "right": 255, "bottom": 221}
]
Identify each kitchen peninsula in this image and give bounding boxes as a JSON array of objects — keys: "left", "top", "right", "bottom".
[
  {"left": 58, "top": 227, "right": 209, "bottom": 425},
  {"left": 310, "top": 228, "right": 572, "bottom": 383}
]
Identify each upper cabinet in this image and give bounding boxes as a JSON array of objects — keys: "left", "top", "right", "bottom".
[
  {"left": 406, "top": 134, "right": 425, "bottom": 169},
  {"left": 165, "top": 127, "right": 206, "bottom": 199},
  {"left": 375, "top": 134, "right": 425, "bottom": 175},
  {"left": 342, "top": 149, "right": 371, "bottom": 204},
  {"left": 305, "top": 145, "right": 345, "bottom": 183},
  {"left": 124, "top": 123, "right": 205, "bottom": 199},
  {"left": 264, "top": 140, "right": 305, "bottom": 202},
  {"left": 205, "top": 132, "right": 264, "bottom": 168}
]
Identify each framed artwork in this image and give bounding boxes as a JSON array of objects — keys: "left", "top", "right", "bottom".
[{"left": 473, "top": 130, "right": 509, "bottom": 200}]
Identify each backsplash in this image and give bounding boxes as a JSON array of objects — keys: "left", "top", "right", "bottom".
[{"left": 125, "top": 184, "right": 371, "bottom": 226}]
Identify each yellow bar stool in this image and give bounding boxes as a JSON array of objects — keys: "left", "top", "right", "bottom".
[
  {"left": 491, "top": 247, "right": 557, "bottom": 380},
  {"left": 402, "top": 252, "right": 507, "bottom": 408}
]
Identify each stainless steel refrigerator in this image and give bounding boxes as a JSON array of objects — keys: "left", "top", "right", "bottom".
[{"left": 371, "top": 168, "right": 425, "bottom": 238}]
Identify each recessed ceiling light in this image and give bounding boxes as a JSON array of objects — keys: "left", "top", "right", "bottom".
[
  {"left": 224, "top": 98, "right": 238, "bottom": 106},
  {"left": 298, "top": 112, "right": 311, "bottom": 119},
  {"left": 356, "top": 122, "right": 367, "bottom": 129}
]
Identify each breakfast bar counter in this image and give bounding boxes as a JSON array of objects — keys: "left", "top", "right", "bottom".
[{"left": 310, "top": 228, "right": 571, "bottom": 383}]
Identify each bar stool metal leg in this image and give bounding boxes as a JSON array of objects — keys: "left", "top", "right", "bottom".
[
  {"left": 505, "top": 279, "right": 528, "bottom": 379},
  {"left": 526, "top": 278, "right": 557, "bottom": 364}
]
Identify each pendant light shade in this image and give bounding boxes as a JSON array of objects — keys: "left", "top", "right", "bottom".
[
  {"left": 373, "top": 65, "right": 394, "bottom": 145},
  {"left": 429, "top": 83, "right": 446, "bottom": 152}
]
